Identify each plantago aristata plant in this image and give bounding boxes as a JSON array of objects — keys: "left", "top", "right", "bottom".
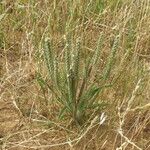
[{"left": 37, "top": 33, "right": 120, "bottom": 126}]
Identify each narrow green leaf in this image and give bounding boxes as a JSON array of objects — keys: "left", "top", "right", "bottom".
[
  {"left": 58, "top": 106, "right": 67, "bottom": 119},
  {"left": 36, "top": 73, "right": 46, "bottom": 89}
]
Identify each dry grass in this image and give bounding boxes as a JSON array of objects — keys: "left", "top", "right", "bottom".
[{"left": 0, "top": 0, "right": 150, "bottom": 150}]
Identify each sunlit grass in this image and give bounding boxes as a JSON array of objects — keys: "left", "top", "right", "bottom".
[{"left": 0, "top": 0, "right": 149, "bottom": 149}]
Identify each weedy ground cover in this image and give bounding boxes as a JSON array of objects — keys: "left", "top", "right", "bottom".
[{"left": 0, "top": 0, "right": 150, "bottom": 149}]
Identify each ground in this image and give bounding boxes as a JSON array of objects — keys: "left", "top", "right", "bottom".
[{"left": 0, "top": 0, "right": 150, "bottom": 150}]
